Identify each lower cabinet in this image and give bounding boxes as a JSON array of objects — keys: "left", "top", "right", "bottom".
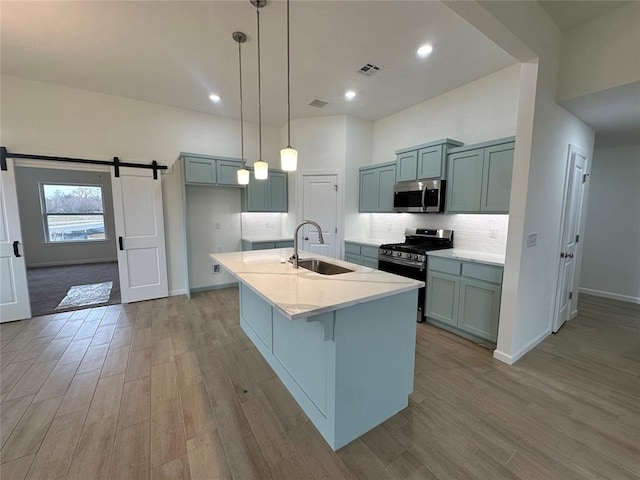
[
  {"left": 426, "top": 256, "right": 503, "bottom": 344},
  {"left": 344, "top": 242, "right": 378, "bottom": 268},
  {"left": 242, "top": 240, "right": 293, "bottom": 251}
]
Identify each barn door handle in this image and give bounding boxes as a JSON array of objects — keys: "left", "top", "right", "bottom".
[
  {"left": 12, "top": 241, "right": 20, "bottom": 258},
  {"left": 118, "top": 236, "right": 124, "bottom": 251}
]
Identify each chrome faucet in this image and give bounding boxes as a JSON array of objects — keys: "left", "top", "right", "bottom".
[{"left": 290, "top": 220, "right": 325, "bottom": 268}]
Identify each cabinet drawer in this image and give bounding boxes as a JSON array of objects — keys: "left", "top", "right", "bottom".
[
  {"left": 462, "top": 263, "right": 503, "bottom": 284},
  {"left": 345, "top": 243, "right": 361, "bottom": 255},
  {"left": 362, "top": 257, "right": 378, "bottom": 269},
  {"left": 361, "top": 245, "right": 379, "bottom": 259},
  {"left": 275, "top": 241, "right": 293, "bottom": 248},
  {"left": 252, "top": 242, "right": 276, "bottom": 250},
  {"left": 428, "top": 257, "right": 461, "bottom": 276}
]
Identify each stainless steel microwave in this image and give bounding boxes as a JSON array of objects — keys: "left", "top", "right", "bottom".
[{"left": 393, "top": 179, "right": 446, "bottom": 213}]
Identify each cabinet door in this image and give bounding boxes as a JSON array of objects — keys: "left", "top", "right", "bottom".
[
  {"left": 184, "top": 157, "right": 217, "bottom": 184},
  {"left": 217, "top": 160, "right": 242, "bottom": 185},
  {"left": 240, "top": 283, "right": 273, "bottom": 350},
  {"left": 269, "top": 172, "right": 288, "bottom": 212},
  {"left": 458, "top": 278, "right": 501, "bottom": 342},
  {"left": 481, "top": 143, "right": 514, "bottom": 213},
  {"left": 345, "top": 253, "right": 362, "bottom": 265},
  {"left": 396, "top": 151, "right": 418, "bottom": 182},
  {"left": 426, "top": 271, "right": 460, "bottom": 327},
  {"left": 362, "top": 257, "right": 378, "bottom": 269},
  {"left": 359, "top": 169, "right": 379, "bottom": 213},
  {"left": 377, "top": 165, "right": 397, "bottom": 212},
  {"left": 417, "top": 145, "right": 443, "bottom": 179},
  {"left": 446, "top": 149, "right": 484, "bottom": 212},
  {"left": 246, "top": 176, "right": 269, "bottom": 211}
]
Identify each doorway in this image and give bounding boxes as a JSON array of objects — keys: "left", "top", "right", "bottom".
[
  {"left": 13, "top": 165, "right": 121, "bottom": 317},
  {"left": 553, "top": 144, "right": 589, "bottom": 332}
]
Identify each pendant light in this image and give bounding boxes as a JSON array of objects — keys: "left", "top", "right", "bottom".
[
  {"left": 252, "top": 0, "right": 269, "bottom": 180},
  {"left": 280, "top": 0, "right": 297, "bottom": 171},
  {"left": 234, "top": 31, "right": 250, "bottom": 185}
]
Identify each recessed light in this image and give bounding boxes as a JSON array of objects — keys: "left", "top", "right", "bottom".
[
  {"left": 417, "top": 44, "right": 433, "bottom": 58},
  {"left": 209, "top": 93, "right": 221, "bottom": 103},
  {"left": 345, "top": 90, "right": 356, "bottom": 100}
]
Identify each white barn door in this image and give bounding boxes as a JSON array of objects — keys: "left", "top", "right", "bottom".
[
  {"left": 0, "top": 159, "right": 31, "bottom": 322},
  {"left": 112, "top": 167, "right": 168, "bottom": 304}
]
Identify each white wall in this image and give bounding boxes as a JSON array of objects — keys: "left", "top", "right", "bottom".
[
  {"left": 557, "top": 2, "right": 640, "bottom": 101},
  {"left": 344, "top": 117, "right": 373, "bottom": 240},
  {"left": 14, "top": 166, "right": 117, "bottom": 267},
  {"left": 579, "top": 144, "right": 640, "bottom": 303},
  {"left": 1, "top": 75, "right": 280, "bottom": 296},
  {"left": 371, "top": 64, "right": 520, "bottom": 164}
]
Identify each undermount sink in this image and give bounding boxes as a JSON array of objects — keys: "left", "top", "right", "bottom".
[{"left": 297, "top": 259, "right": 353, "bottom": 275}]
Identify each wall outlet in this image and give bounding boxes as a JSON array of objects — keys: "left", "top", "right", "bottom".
[
  {"left": 526, "top": 233, "right": 538, "bottom": 247},
  {"left": 212, "top": 264, "right": 221, "bottom": 274},
  {"left": 489, "top": 229, "right": 498, "bottom": 239},
  {"left": 215, "top": 222, "right": 221, "bottom": 230}
]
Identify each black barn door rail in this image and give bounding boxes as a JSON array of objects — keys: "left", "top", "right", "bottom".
[{"left": 0, "top": 146, "right": 167, "bottom": 179}]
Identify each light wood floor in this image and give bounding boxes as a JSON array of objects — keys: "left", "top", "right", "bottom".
[{"left": 1, "top": 290, "right": 638, "bottom": 480}]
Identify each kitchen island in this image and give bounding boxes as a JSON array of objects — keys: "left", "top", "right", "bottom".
[{"left": 210, "top": 248, "right": 423, "bottom": 450}]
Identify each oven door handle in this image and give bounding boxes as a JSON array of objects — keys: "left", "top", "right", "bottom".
[{"left": 421, "top": 185, "right": 427, "bottom": 212}]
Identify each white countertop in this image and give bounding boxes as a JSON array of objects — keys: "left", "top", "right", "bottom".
[
  {"left": 344, "top": 238, "right": 403, "bottom": 247},
  {"left": 210, "top": 248, "right": 424, "bottom": 320},
  {"left": 426, "top": 248, "right": 505, "bottom": 266},
  {"left": 241, "top": 236, "right": 294, "bottom": 243}
]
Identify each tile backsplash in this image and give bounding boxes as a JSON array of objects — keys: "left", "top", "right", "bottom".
[
  {"left": 241, "top": 212, "right": 285, "bottom": 238},
  {"left": 369, "top": 213, "right": 509, "bottom": 254}
]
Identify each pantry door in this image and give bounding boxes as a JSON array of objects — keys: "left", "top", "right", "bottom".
[
  {"left": 0, "top": 158, "right": 31, "bottom": 322},
  {"left": 301, "top": 173, "right": 339, "bottom": 258},
  {"left": 112, "top": 167, "right": 168, "bottom": 304}
]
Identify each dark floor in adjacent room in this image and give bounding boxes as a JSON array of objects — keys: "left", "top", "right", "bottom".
[{"left": 26, "top": 262, "right": 120, "bottom": 317}]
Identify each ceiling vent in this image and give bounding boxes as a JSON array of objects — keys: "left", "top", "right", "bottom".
[
  {"left": 308, "top": 98, "right": 329, "bottom": 108},
  {"left": 358, "top": 63, "right": 380, "bottom": 76}
]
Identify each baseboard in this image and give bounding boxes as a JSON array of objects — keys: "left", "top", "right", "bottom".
[
  {"left": 579, "top": 287, "right": 640, "bottom": 305},
  {"left": 27, "top": 258, "right": 118, "bottom": 268},
  {"left": 493, "top": 329, "right": 550, "bottom": 365},
  {"left": 169, "top": 289, "right": 187, "bottom": 297},
  {"left": 189, "top": 282, "right": 239, "bottom": 294}
]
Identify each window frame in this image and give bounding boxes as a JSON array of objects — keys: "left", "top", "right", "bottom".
[{"left": 39, "top": 182, "right": 109, "bottom": 244}]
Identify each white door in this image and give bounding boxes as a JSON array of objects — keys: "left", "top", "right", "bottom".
[
  {"left": 553, "top": 145, "right": 588, "bottom": 332},
  {"left": 112, "top": 167, "right": 168, "bottom": 304},
  {"left": 0, "top": 159, "right": 31, "bottom": 322},
  {"left": 301, "top": 174, "right": 338, "bottom": 258}
]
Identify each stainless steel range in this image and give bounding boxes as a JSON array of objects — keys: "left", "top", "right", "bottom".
[{"left": 379, "top": 228, "right": 454, "bottom": 322}]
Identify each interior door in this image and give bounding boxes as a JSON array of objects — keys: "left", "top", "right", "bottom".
[
  {"left": 301, "top": 174, "right": 338, "bottom": 258},
  {"left": 0, "top": 159, "right": 31, "bottom": 322},
  {"left": 112, "top": 167, "right": 168, "bottom": 304},
  {"left": 553, "top": 145, "right": 588, "bottom": 332}
]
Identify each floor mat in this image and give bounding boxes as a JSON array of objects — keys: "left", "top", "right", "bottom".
[{"left": 56, "top": 281, "right": 113, "bottom": 310}]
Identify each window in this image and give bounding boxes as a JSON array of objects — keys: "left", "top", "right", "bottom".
[{"left": 41, "top": 184, "right": 107, "bottom": 243}]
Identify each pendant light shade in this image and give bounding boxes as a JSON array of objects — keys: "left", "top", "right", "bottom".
[
  {"left": 280, "top": 147, "right": 297, "bottom": 171},
  {"left": 254, "top": 160, "right": 268, "bottom": 179},
  {"left": 237, "top": 167, "right": 250, "bottom": 184},
  {"left": 280, "top": 0, "right": 297, "bottom": 172},
  {"left": 233, "top": 31, "right": 250, "bottom": 185},
  {"left": 252, "top": 0, "right": 268, "bottom": 180}
]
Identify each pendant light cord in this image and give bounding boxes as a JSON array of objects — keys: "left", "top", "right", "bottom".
[
  {"left": 256, "top": 4, "right": 263, "bottom": 161},
  {"left": 238, "top": 39, "right": 245, "bottom": 167},
  {"left": 286, "top": 0, "right": 291, "bottom": 148}
]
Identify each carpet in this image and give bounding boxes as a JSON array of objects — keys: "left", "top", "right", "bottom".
[
  {"left": 56, "top": 281, "right": 113, "bottom": 310},
  {"left": 27, "top": 262, "right": 121, "bottom": 317}
]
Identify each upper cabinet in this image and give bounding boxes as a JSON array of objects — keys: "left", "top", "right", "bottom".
[
  {"left": 395, "top": 139, "right": 463, "bottom": 183},
  {"left": 359, "top": 162, "right": 396, "bottom": 213},
  {"left": 243, "top": 170, "right": 288, "bottom": 212},
  {"left": 446, "top": 137, "right": 515, "bottom": 214},
  {"left": 182, "top": 153, "right": 243, "bottom": 186}
]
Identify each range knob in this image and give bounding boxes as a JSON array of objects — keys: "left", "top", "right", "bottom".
[{"left": 395, "top": 252, "right": 402, "bottom": 257}]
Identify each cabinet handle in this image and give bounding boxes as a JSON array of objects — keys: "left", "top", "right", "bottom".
[
  {"left": 118, "top": 236, "right": 124, "bottom": 251},
  {"left": 12, "top": 241, "right": 21, "bottom": 258}
]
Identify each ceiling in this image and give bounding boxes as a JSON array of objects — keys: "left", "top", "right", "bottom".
[
  {"left": 1, "top": 1, "right": 517, "bottom": 128},
  {"left": 539, "top": 0, "right": 633, "bottom": 31}
]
